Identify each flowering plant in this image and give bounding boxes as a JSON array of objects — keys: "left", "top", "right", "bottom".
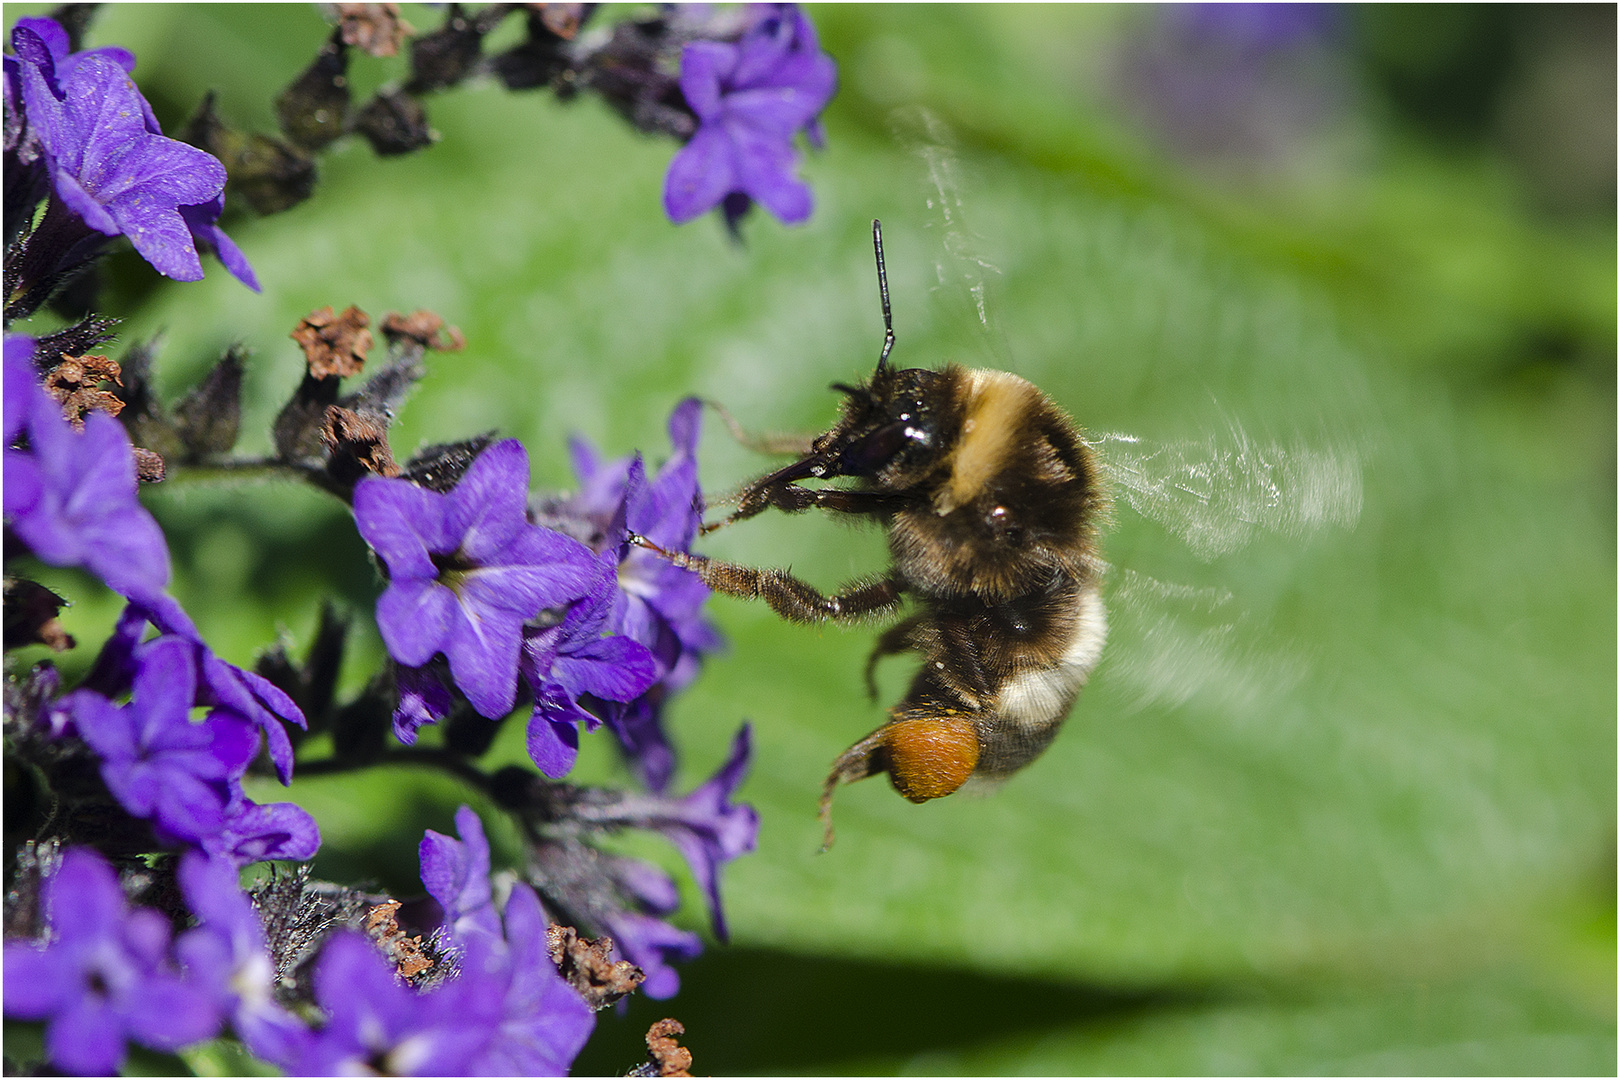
[{"left": 4, "top": 5, "right": 829, "bottom": 1074}]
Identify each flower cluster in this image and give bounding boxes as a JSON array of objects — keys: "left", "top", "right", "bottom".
[
  {"left": 664, "top": 4, "right": 838, "bottom": 228},
  {"left": 3, "top": 848, "right": 222, "bottom": 1075},
  {"left": 4, "top": 336, "right": 169, "bottom": 604},
  {"left": 3, "top": 6, "right": 804, "bottom": 1074},
  {"left": 286, "top": 854, "right": 593, "bottom": 1075},
  {"left": 4, "top": 16, "right": 255, "bottom": 322}
]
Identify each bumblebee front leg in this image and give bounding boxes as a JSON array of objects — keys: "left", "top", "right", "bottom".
[
  {"left": 702, "top": 485, "right": 904, "bottom": 536},
  {"left": 628, "top": 533, "right": 904, "bottom": 624}
]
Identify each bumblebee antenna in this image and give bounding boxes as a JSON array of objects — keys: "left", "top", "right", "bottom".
[{"left": 872, "top": 218, "right": 894, "bottom": 374}]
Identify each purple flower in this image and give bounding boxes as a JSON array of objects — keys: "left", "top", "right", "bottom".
[
  {"left": 521, "top": 568, "right": 659, "bottom": 779},
  {"left": 3, "top": 848, "right": 220, "bottom": 1074},
  {"left": 290, "top": 932, "right": 498, "bottom": 1076},
  {"left": 76, "top": 598, "right": 309, "bottom": 786},
  {"left": 3, "top": 336, "right": 42, "bottom": 519},
  {"left": 355, "top": 439, "right": 599, "bottom": 721},
  {"left": 558, "top": 398, "right": 722, "bottom": 791},
  {"left": 174, "top": 852, "right": 309, "bottom": 1068},
  {"left": 579, "top": 725, "right": 758, "bottom": 943},
  {"left": 420, "top": 804, "right": 502, "bottom": 943},
  {"left": 204, "top": 798, "right": 321, "bottom": 867},
  {"left": 393, "top": 660, "right": 454, "bottom": 744},
  {"left": 601, "top": 909, "right": 703, "bottom": 1001},
  {"left": 417, "top": 813, "right": 596, "bottom": 1071},
  {"left": 3, "top": 346, "right": 172, "bottom": 604},
  {"left": 464, "top": 883, "right": 595, "bottom": 1076},
  {"left": 663, "top": 4, "right": 836, "bottom": 225},
  {"left": 10, "top": 19, "right": 256, "bottom": 288},
  {"left": 66, "top": 636, "right": 259, "bottom": 845}
]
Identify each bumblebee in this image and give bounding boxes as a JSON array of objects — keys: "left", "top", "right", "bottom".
[{"left": 632, "top": 221, "right": 1107, "bottom": 847}]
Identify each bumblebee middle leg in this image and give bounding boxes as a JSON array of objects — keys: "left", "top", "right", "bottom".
[
  {"left": 864, "top": 615, "right": 924, "bottom": 700},
  {"left": 629, "top": 533, "right": 904, "bottom": 624}
]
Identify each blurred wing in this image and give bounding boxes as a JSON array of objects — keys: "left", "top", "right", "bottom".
[
  {"left": 1091, "top": 425, "right": 1363, "bottom": 561},
  {"left": 1101, "top": 565, "right": 1307, "bottom": 717}
]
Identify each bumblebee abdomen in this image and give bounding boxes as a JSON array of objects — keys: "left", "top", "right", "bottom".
[{"left": 974, "top": 579, "right": 1107, "bottom": 779}]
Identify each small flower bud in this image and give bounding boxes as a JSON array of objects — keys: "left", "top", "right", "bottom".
[
  {"left": 172, "top": 347, "right": 245, "bottom": 459},
  {"left": 277, "top": 31, "right": 352, "bottom": 152},
  {"left": 380, "top": 309, "right": 464, "bottom": 351},
  {"left": 131, "top": 447, "right": 166, "bottom": 483},
  {"left": 545, "top": 924, "right": 645, "bottom": 1010},
  {"left": 43, "top": 352, "right": 123, "bottom": 428},
  {"left": 320, "top": 404, "right": 401, "bottom": 494},
  {"left": 402, "top": 433, "right": 496, "bottom": 493},
  {"left": 405, "top": 3, "right": 512, "bottom": 93},
  {"left": 354, "top": 89, "right": 437, "bottom": 156},
  {"left": 3, "top": 578, "right": 76, "bottom": 652}
]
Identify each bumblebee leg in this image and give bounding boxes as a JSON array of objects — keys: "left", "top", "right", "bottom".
[
  {"left": 703, "top": 399, "right": 817, "bottom": 457},
  {"left": 817, "top": 712, "right": 982, "bottom": 851},
  {"left": 628, "top": 534, "right": 904, "bottom": 624},
  {"left": 817, "top": 728, "right": 889, "bottom": 852},
  {"left": 702, "top": 486, "right": 903, "bottom": 536},
  {"left": 864, "top": 615, "right": 923, "bottom": 700}
]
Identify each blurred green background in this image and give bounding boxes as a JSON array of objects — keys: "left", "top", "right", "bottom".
[{"left": 10, "top": 4, "right": 1615, "bottom": 1075}]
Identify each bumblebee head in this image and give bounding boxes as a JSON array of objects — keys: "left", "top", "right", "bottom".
[{"left": 814, "top": 366, "right": 960, "bottom": 488}]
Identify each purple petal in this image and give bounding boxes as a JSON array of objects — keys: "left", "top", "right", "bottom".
[
  {"left": 13, "top": 17, "right": 70, "bottom": 62},
  {"left": 179, "top": 196, "right": 259, "bottom": 292},
  {"left": 666, "top": 396, "right": 703, "bottom": 458},
  {"left": 444, "top": 602, "right": 523, "bottom": 718},
  {"left": 664, "top": 125, "right": 737, "bottom": 224},
  {"left": 208, "top": 800, "right": 321, "bottom": 866},
  {"left": 459, "top": 527, "right": 597, "bottom": 616},
  {"left": 121, "top": 971, "right": 222, "bottom": 1050},
  {"left": 729, "top": 119, "right": 813, "bottom": 224},
  {"left": 444, "top": 439, "right": 528, "bottom": 562},
  {"left": 678, "top": 41, "right": 736, "bottom": 120},
  {"left": 525, "top": 697, "right": 581, "bottom": 779},
  {"left": 418, "top": 805, "right": 500, "bottom": 942},
  {"left": 555, "top": 635, "right": 657, "bottom": 702},
  {"left": 3, "top": 942, "right": 73, "bottom": 1017},
  {"left": 354, "top": 477, "right": 448, "bottom": 578},
  {"left": 48, "top": 848, "right": 126, "bottom": 939},
  {"left": 46, "top": 997, "right": 127, "bottom": 1075},
  {"left": 377, "top": 578, "right": 456, "bottom": 667},
  {"left": 393, "top": 663, "right": 452, "bottom": 745}
]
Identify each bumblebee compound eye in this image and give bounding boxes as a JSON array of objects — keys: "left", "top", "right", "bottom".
[{"left": 817, "top": 715, "right": 981, "bottom": 851}]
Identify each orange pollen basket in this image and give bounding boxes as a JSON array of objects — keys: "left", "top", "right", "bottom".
[{"left": 883, "top": 717, "right": 980, "bottom": 803}]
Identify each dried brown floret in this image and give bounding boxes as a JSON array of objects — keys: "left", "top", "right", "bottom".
[
  {"left": 322, "top": 405, "right": 401, "bottom": 481},
  {"left": 531, "top": 3, "right": 589, "bottom": 40},
  {"left": 292, "top": 305, "right": 373, "bottom": 379},
  {"left": 44, "top": 353, "right": 123, "bottom": 428},
  {"left": 381, "top": 310, "right": 465, "bottom": 352},
  {"left": 364, "top": 899, "right": 434, "bottom": 981},
  {"left": 334, "top": 3, "right": 415, "bottom": 57},
  {"left": 645, "top": 1018, "right": 693, "bottom": 1077},
  {"left": 546, "top": 923, "right": 645, "bottom": 1010},
  {"left": 131, "top": 448, "right": 166, "bottom": 484}
]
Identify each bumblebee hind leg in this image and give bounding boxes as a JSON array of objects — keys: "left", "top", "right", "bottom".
[{"left": 817, "top": 712, "right": 981, "bottom": 851}]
